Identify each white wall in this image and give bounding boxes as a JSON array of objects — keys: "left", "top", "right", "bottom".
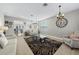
[
  {"left": 0, "top": 13, "right": 4, "bottom": 26},
  {"left": 39, "top": 9, "right": 79, "bottom": 38}
]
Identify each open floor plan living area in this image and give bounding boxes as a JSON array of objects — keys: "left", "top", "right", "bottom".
[{"left": 0, "top": 3, "right": 79, "bottom": 55}]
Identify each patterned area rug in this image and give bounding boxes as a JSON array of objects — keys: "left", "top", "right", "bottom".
[{"left": 24, "top": 37, "right": 62, "bottom": 55}]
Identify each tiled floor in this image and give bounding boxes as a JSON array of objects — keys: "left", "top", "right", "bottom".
[{"left": 16, "top": 36, "right": 33, "bottom": 55}]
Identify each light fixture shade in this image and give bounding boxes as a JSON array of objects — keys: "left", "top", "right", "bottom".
[
  {"left": 62, "top": 14, "right": 64, "bottom": 16},
  {"left": 57, "top": 15, "right": 59, "bottom": 17}
]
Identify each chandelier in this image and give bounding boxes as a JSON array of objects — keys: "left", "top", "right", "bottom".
[{"left": 56, "top": 5, "right": 68, "bottom": 28}]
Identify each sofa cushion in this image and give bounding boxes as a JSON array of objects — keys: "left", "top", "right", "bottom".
[
  {"left": 0, "top": 32, "right": 8, "bottom": 48},
  {"left": 0, "top": 38, "right": 17, "bottom": 55}
]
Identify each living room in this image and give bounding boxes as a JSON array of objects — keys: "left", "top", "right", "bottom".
[{"left": 0, "top": 3, "right": 79, "bottom": 55}]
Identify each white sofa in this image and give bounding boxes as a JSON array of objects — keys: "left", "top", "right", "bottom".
[
  {"left": 64, "top": 38, "right": 79, "bottom": 48},
  {"left": 0, "top": 38, "right": 17, "bottom": 55}
]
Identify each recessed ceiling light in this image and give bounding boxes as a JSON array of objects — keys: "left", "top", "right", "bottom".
[
  {"left": 30, "top": 14, "right": 33, "bottom": 16},
  {"left": 43, "top": 3, "right": 48, "bottom": 6}
]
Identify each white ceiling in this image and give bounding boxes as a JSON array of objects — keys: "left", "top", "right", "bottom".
[{"left": 0, "top": 3, "right": 79, "bottom": 21}]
